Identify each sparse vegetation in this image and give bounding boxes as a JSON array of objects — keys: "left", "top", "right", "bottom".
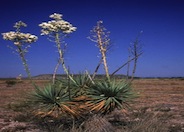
[
  {"left": 23, "top": 15, "right": 141, "bottom": 123},
  {"left": 5, "top": 13, "right": 183, "bottom": 132},
  {"left": 1, "top": 79, "right": 184, "bottom": 131}
]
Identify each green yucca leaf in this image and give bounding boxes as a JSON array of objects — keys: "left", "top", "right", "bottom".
[
  {"left": 70, "top": 72, "right": 93, "bottom": 96},
  {"left": 112, "top": 97, "right": 123, "bottom": 108},
  {"left": 30, "top": 84, "right": 80, "bottom": 118},
  {"left": 86, "top": 79, "right": 135, "bottom": 114}
]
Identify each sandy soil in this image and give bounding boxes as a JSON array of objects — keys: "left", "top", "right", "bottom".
[{"left": 0, "top": 79, "right": 184, "bottom": 131}]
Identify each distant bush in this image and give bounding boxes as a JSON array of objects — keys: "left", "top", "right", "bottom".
[{"left": 6, "top": 80, "right": 17, "bottom": 87}]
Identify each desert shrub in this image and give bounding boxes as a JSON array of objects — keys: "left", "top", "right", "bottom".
[
  {"left": 69, "top": 73, "right": 93, "bottom": 97},
  {"left": 6, "top": 80, "right": 17, "bottom": 87},
  {"left": 30, "top": 84, "right": 80, "bottom": 118},
  {"left": 55, "top": 72, "right": 93, "bottom": 98},
  {"left": 29, "top": 77, "right": 135, "bottom": 119},
  {"left": 2, "top": 13, "right": 143, "bottom": 132},
  {"left": 85, "top": 79, "right": 135, "bottom": 115},
  {"left": 83, "top": 114, "right": 115, "bottom": 132},
  {"left": 29, "top": 73, "right": 92, "bottom": 119},
  {"left": 7, "top": 100, "right": 31, "bottom": 112},
  {"left": 128, "top": 114, "right": 168, "bottom": 132},
  {"left": 68, "top": 115, "right": 116, "bottom": 132}
]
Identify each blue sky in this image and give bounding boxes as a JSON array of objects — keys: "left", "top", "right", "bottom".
[{"left": 0, "top": 0, "right": 184, "bottom": 78}]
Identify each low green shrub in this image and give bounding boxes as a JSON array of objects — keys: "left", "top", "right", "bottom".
[
  {"left": 30, "top": 84, "right": 80, "bottom": 118},
  {"left": 86, "top": 79, "right": 135, "bottom": 115}
]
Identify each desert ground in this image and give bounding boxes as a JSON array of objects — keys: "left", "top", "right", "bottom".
[{"left": 0, "top": 78, "right": 184, "bottom": 131}]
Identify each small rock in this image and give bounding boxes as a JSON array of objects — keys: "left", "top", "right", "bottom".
[
  {"left": 146, "top": 108, "right": 152, "bottom": 112},
  {"left": 156, "top": 106, "right": 171, "bottom": 112},
  {"left": 134, "top": 118, "right": 140, "bottom": 121},
  {"left": 160, "top": 106, "right": 171, "bottom": 112}
]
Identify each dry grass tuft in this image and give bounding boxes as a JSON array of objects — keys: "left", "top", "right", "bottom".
[
  {"left": 83, "top": 114, "right": 115, "bottom": 132},
  {"left": 129, "top": 114, "right": 168, "bottom": 132}
]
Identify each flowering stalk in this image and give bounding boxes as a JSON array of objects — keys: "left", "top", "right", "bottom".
[
  {"left": 2, "top": 21, "right": 37, "bottom": 80},
  {"left": 55, "top": 33, "right": 69, "bottom": 77},
  {"left": 89, "top": 21, "right": 111, "bottom": 81},
  {"left": 17, "top": 45, "right": 32, "bottom": 79},
  {"left": 110, "top": 31, "right": 143, "bottom": 82},
  {"left": 96, "top": 24, "right": 110, "bottom": 80},
  {"left": 54, "top": 33, "right": 76, "bottom": 84},
  {"left": 39, "top": 13, "right": 76, "bottom": 84}
]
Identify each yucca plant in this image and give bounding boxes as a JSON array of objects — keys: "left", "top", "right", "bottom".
[
  {"left": 39, "top": 13, "right": 77, "bottom": 84},
  {"left": 88, "top": 21, "right": 111, "bottom": 81},
  {"left": 70, "top": 72, "right": 94, "bottom": 97},
  {"left": 55, "top": 72, "right": 93, "bottom": 98},
  {"left": 30, "top": 84, "right": 80, "bottom": 118},
  {"left": 86, "top": 80, "right": 135, "bottom": 115},
  {"left": 2, "top": 21, "right": 38, "bottom": 80}
]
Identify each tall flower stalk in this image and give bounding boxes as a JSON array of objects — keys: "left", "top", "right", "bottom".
[
  {"left": 39, "top": 13, "right": 77, "bottom": 84},
  {"left": 89, "top": 21, "right": 111, "bottom": 81},
  {"left": 54, "top": 33, "right": 69, "bottom": 79},
  {"left": 2, "top": 21, "right": 38, "bottom": 80}
]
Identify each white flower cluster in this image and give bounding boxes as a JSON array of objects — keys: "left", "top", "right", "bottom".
[
  {"left": 39, "top": 13, "right": 77, "bottom": 35},
  {"left": 14, "top": 21, "right": 27, "bottom": 29},
  {"left": 50, "top": 13, "right": 62, "bottom": 20},
  {"left": 2, "top": 31, "right": 38, "bottom": 45}
]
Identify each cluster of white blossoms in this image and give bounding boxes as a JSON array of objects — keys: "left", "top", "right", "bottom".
[
  {"left": 2, "top": 21, "right": 38, "bottom": 46},
  {"left": 2, "top": 32, "right": 38, "bottom": 45},
  {"left": 39, "top": 13, "right": 77, "bottom": 35},
  {"left": 14, "top": 21, "right": 27, "bottom": 29}
]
